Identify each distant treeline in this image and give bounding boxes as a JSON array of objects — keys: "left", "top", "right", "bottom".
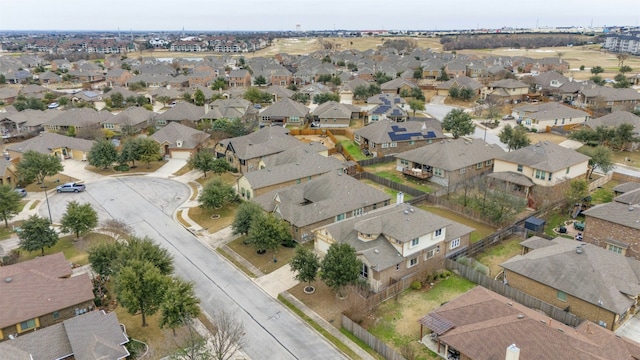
[{"left": 440, "top": 33, "right": 602, "bottom": 51}]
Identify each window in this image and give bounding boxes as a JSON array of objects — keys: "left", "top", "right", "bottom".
[
  {"left": 352, "top": 208, "right": 363, "bottom": 217},
  {"left": 18, "top": 319, "right": 37, "bottom": 333},
  {"left": 336, "top": 213, "right": 345, "bottom": 221},
  {"left": 361, "top": 263, "right": 368, "bottom": 278},
  {"left": 517, "top": 164, "right": 523, "bottom": 173},
  {"left": 408, "top": 257, "right": 418, "bottom": 268},
  {"left": 607, "top": 244, "right": 624, "bottom": 255},
  {"left": 435, "top": 229, "right": 443, "bottom": 237},
  {"left": 557, "top": 290, "right": 567, "bottom": 302},
  {"left": 449, "top": 238, "right": 460, "bottom": 249},
  {"left": 566, "top": 167, "right": 570, "bottom": 174},
  {"left": 308, "top": 176, "right": 312, "bottom": 181},
  {"left": 485, "top": 160, "right": 492, "bottom": 166},
  {"left": 289, "top": 116, "right": 299, "bottom": 122},
  {"left": 396, "top": 263, "right": 400, "bottom": 271},
  {"left": 434, "top": 168, "right": 443, "bottom": 177},
  {"left": 246, "top": 191, "right": 251, "bottom": 200},
  {"left": 598, "top": 320, "right": 607, "bottom": 328},
  {"left": 400, "top": 159, "right": 409, "bottom": 166},
  {"left": 535, "top": 169, "right": 546, "bottom": 180},
  {"left": 459, "top": 167, "right": 466, "bottom": 174},
  {"left": 411, "top": 238, "right": 419, "bottom": 247},
  {"left": 53, "top": 311, "right": 59, "bottom": 319},
  {"left": 425, "top": 248, "right": 436, "bottom": 259},
  {"left": 409, "top": 140, "right": 415, "bottom": 145},
  {"left": 371, "top": 115, "right": 379, "bottom": 122},
  {"left": 157, "top": 119, "right": 166, "bottom": 126},
  {"left": 382, "top": 143, "right": 389, "bottom": 148},
  {"left": 548, "top": 172, "right": 552, "bottom": 181},
  {"left": 390, "top": 142, "right": 397, "bottom": 147},
  {"left": 476, "top": 162, "right": 482, "bottom": 169},
  {"left": 296, "top": 178, "right": 301, "bottom": 184}
]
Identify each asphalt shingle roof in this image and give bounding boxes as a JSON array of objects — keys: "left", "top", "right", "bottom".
[
  {"left": 497, "top": 141, "right": 590, "bottom": 173},
  {"left": 396, "top": 138, "right": 504, "bottom": 171}
]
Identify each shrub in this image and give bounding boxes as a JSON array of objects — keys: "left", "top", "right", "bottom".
[
  {"left": 114, "top": 164, "right": 129, "bottom": 172},
  {"left": 411, "top": 281, "right": 422, "bottom": 290},
  {"left": 530, "top": 128, "right": 538, "bottom": 133}
]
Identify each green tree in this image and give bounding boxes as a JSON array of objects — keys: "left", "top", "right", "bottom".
[
  {"left": 0, "top": 74, "right": 5, "bottom": 84},
  {"left": 188, "top": 151, "right": 216, "bottom": 177},
  {"left": 437, "top": 67, "right": 450, "bottom": 81},
  {"left": 110, "top": 92, "right": 124, "bottom": 108},
  {"left": 579, "top": 65, "right": 585, "bottom": 71},
  {"left": 313, "top": 93, "right": 340, "bottom": 104},
  {"left": 254, "top": 75, "right": 267, "bottom": 86},
  {"left": 182, "top": 92, "right": 192, "bottom": 103},
  {"left": 374, "top": 71, "right": 393, "bottom": 85},
  {"left": 243, "top": 87, "right": 270, "bottom": 103},
  {"left": 139, "top": 137, "right": 160, "bottom": 168},
  {"left": 578, "top": 145, "right": 614, "bottom": 179},
  {"left": 408, "top": 99, "right": 425, "bottom": 117},
  {"left": 448, "top": 87, "right": 460, "bottom": 99},
  {"left": 58, "top": 97, "right": 69, "bottom": 106},
  {"left": 320, "top": 243, "right": 362, "bottom": 297},
  {"left": 88, "top": 139, "right": 118, "bottom": 169},
  {"left": 411, "top": 87, "right": 425, "bottom": 100},
  {"left": 0, "top": 184, "right": 22, "bottom": 228},
  {"left": 211, "top": 78, "right": 227, "bottom": 90},
  {"left": 498, "top": 124, "right": 531, "bottom": 151},
  {"left": 115, "top": 259, "right": 169, "bottom": 327},
  {"left": 17, "top": 150, "right": 64, "bottom": 185},
  {"left": 567, "top": 179, "right": 589, "bottom": 210},
  {"left": 119, "top": 138, "right": 143, "bottom": 167},
  {"left": 119, "top": 236, "right": 174, "bottom": 275},
  {"left": 211, "top": 158, "right": 233, "bottom": 176},
  {"left": 232, "top": 201, "right": 263, "bottom": 236},
  {"left": 459, "top": 87, "right": 474, "bottom": 101},
  {"left": 88, "top": 242, "right": 121, "bottom": 277},
  {"left": 413, "top": 67, "right": 423, "bottom": 79},
  {"left": 317, "top": 74, "right": 333, "bottom": 84},
  {"left": 246, "top": 213, "right": 290, "bottom": 255},
  {"left": 193, "top": 89, "right": 206, "bottom": 106},
  {"left": 589, "top": 75, "right": 606, "bottom": 86},
  {"left": 590, "top": 66, "right": 604, "bottom": 74},
  {"left": 442, "top": 108, "right": 475, "bottom": 139},
  {"left": 60, "top": 201, "right": 98, "bottom": 239},
  {"left": 199, "top": 178, "right": 238, "bottom": 210},
  {"left": 353, "top": 85, "right": 369, "bottom": 100},
  {"left": 159, "top": 277, "right": 201, "bottom": 335},
  {"left": 613, "top": 74, "right": 631, "bottom": 88},
  {"left": 620, "top": 65, "right": 633, "bottom": 74},
  {"left": 157, "top": 95, "right": 171, "bottom": 107},
  {"left": 18, "top": 215, "right": 59, "bottom": 256},
  {"left": 289, "top": 246, "right": 320, "bottom": 292},
  {"left": 613, "top": 123, "right": 638, "bottom": 150}
]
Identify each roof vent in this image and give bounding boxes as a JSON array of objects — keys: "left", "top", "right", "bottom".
[
  {"left": 576, "top": 246, "right": 583, "bottom": 254},
  {"left": 517, "top": 314, "right": 524, "bottom": 319},
  {"left": 630, "top": 206, "right": 634, "bottom": 211},
  {"left": 374, "top": 249, "right": 379, "bottom": 254},
  {"left": 5, "top": 277, "right": 12, "bottom": 283},
  {"left": 404, "top": 209, "right": 409, "bottom": 214}
]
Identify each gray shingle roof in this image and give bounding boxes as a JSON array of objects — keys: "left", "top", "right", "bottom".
[
  {"left": 436, "top": 76, "right": 483, "bottom": 91},
  {"left": 581, "top": 86, "right": 640, "bottom": 102},
  {"left": 5, "top": 108, "right": 59, "bottom": 127},
  {"left": 260, "top": 98, "right": 309, "bottom": 118},
  {"left": 583, "top": 200, "right": 640, "bottom": 230},
  {"left": 490, "top": 79, "right": 529, "bottom": 89},
  {"left": 395, "top": 138, "right": 504, "bottom": 171},
  {"left": 497, "top": 141, "right": 590, "bottom": 173},
  {"left": 109, "top": 106, "right": 155, "bottom": 126},
  {"left": 47, "top": 108, "right": 114, "bottom": 127},
  {"left": 219, "top": 126, "right": 301, "bottom": 160},
  {"left": 513, "top": 102, "right": 590, "bottom": 121},
  {"left": 154, "top": 102, "right": 206, "bottom": 121},
  {"left": 354, "top": 119, "right": 443, "bottom": 144},
  {"left": 150, "top": 122, "right": 209, "bottom": 149},
  {"left": 5, "top": 132, "right": 95, "bottom": 154},
  {"left": 586, "top": 111, "right": 640, "bottom": 132},
  {"left": 501, "top": 237, "right": 640, "bottom": 314}
]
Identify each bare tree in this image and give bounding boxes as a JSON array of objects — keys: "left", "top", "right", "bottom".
[
  {"left": 210, "top": 309, "right": 247, "bottom": 360},
  {"left": 617, "top": 53, "right": 629, "bottom": 68},
  {"left": 170, "top": 324, "right": 213, "bottom": 360}
]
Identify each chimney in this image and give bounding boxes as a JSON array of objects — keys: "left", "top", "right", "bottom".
[
  {"left": 505, "top": 344, "right": 520, "bottom": 360},
  {"left": 396, "top": 191, "right": 404, "bottom": 204}
]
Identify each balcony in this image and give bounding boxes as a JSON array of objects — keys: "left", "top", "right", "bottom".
[{"left": 402, "top": 167, "right": 433, "bottom": 180}]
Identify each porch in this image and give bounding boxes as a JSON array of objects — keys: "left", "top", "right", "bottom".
[{"left": 402, "top": 167, "right": 433, "bottom": 180}]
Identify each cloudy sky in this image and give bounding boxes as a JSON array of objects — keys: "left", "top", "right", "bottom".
[{"left": 1, "top": 0, "right": 638, "bottom": 31}]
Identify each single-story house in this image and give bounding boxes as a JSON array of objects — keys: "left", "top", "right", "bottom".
[
  {"left": 5, "top": 132, "right": 94, "bottom": 161},
  {"left": 150, "top": 122, "right": 210, "bottom": 159}
]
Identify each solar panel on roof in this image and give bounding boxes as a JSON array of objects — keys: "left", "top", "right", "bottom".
[{"left": 424, "top": 131, "right": 436, "bottom": 138}]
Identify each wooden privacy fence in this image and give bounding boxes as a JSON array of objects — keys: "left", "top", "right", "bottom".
[
  {"left": 342, "top": 315, "right": 406, "bottom": 360},
  {"left": 447, "top": 225, "right": 527, "bottom": 260},
  {"left": 354, "top": 172, "right": 427, "bottom": 198},
  {"left": 357, "top": 155, "right": 396, "bottom": 167},
  {"left": 446, "top": 259, "right": 582, "bottom": 327}
]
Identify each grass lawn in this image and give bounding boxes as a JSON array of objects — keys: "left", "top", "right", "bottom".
[
  {"left": 361, "top": 179, "right": 413, "bottom": 203},
  {"left": 418, "top": 205, "right": 497, "bottom": 243},
  {"left": 375, "top": 171, "right": 433, "bottom": 193},
  {"left": 340, "top": 140, "right": 367, "bottom": 161},
  {"left": 543, "top": 207, "right": 581, "bottom": 238},
  {"left": 86, "top": 160, "right": 168, "bottom": 176},
  {"left": 18, "top": 232, "right": 115, "bottom": 265},
  {"left": 610, "top": 150, "right": 640, "bottom": 167},
  {"left": 226, "top": 236, "right": 312, "bottom": 274},
  {"left": 216, "top": 247, "right": 257, "bottom": 278},
  {"left": 23, "top": 174, "right": 78, "bottom": 193},
  {"left": 590, "top": 179, "right": 618, "bottom": 204},
  {"left": 366, "top": 275, "right": 475, "bottom": 358},
  {"left": 187, "top": 202, "right": 238, "bottom": 233},
  {"left": 475, "top": 237, "right": 522, "bottom": 277},
  {"left": 195, "top": 172, "right": 238, "bottom": 187},
  {"left": 29, "top": 200, "right": 41, "bottom": 210},
  {"left": 0, "top": 221, "right": 22, "bottom": 240},
  {"left": 187, "top": 182, "right": 199, "bottom": 201}
]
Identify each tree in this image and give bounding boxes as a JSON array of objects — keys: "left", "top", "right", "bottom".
[
  {"left": 171, "top": 332, "right": 213, "bottom": 360},
  {"left": 254, "top": 75, "right": 267, "bottom": 86},
  {"left": 442, "top": 108, "right": 475, "bottom": 139},
  {"left": 157, "top": 95, "right": 171, "bottom": 106},
  {"left": 60, "top": 201, "right": 98, "bottom": 239},
  {"left": 408, "top": 99, "right": 425, "bottom": 117},
  {"left": 413, "top": 67, "right": 423, "bottom": 79},
  {"left": 620, "top": 65, "right": 633, "bottom": 74},
  {"left": 18, "top": 215, "right": 59, "bottom": 256},
  {"left": 246, "top": 213, "right": 289, "bottom": 256},
  {"left": 567, "top": 179, "right": 589, "bottom": 210},
  {"left": 448, "top": 87, "right": 460, "bottom": 99},
  {"left": 617, "top": 53, "right": 629, "bottom": 68},
  {"left": 499, "top": 124, "right": 531, "bottom": 151},
  {"left": 578, "top": 145, "right": 614, "bottom": 179},
  {"left": 199, "top": 178, "right": 238, "bottom": 210},
  {"left": 459, "top": 87, "right": 474, "bottom": 101},
  {"left": 232, "top": 201, "right": 263, "bottom": 236},
  {"left": 211, "top": 78, "right": 227, "bottom": 90},
  {"left": 188, "top": 151, "right": 216, "bottom": 177},
  {"left": 209, "top": 309, "right": 247, "bottom": 360},
  {"left": 613, "top": 123, "right": 638, "bottom": 150},
  {"left": 110, "top": 92, "right": 124, "bottom": 108},
  {"left": 289, "top": 246, "right": 320, "bottom": 292},
  {"left": 159, "top": 277, "right": 201, "bottom": 335},
  {"left": 437, "top": 67, "right": 450, "bottom": 81},
  {"left": 613, "top": 74, "right": 631, "bottom": 88},
  {"left": 589, "top": 75, "right": 606, "bottom": 86},
  {"left": 590, "top": 66, "right": 604, "bottom": 75},
  {"left": 320, "top": 243, "right": 362, "bottom": 297},
  {"left": 17, "top": 150, "right": 64, "bottom": 185},
  {"left": 313, "top": 93, "right": 340, "bottom": 104},
  {"left": 119, "top": 138, "right": 143, "bottom": 167},
  {"left": 88, "top": 242, "right": 122, "bottom": 277},
  {"left": 0, "top": 184, "right": 22, "bottom": 228},
  {"left": 193, "top": 89, "right": 205, "bottom": 106},
  {"left": 211, "top": 158, "right": 233, "bottom": 176},
  {"left": 139, "top": 137, "right": 160, "bottom": 168},
  {"left": 115, "top": 259, "right": 169, "bottom": 327},
  {"left": 88, "top": 139, "right": 118, "bottom": 169}
]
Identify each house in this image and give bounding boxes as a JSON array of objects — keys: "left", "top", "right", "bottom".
[
  {"left": 585, "top": 111, "right": 640, "bottom": 150},
  {"left": 44, "top": 108, "right": 113, "bottom": 133},
  {"left": 354, "top": 119, "right": 444, "bottom": 157},
  {"left": 0, "top": 310, "right": 129, "bottom": 359},
  {"left": 394, "top": 139, "right": 504, "bottom": 189},
  {"left": 310, "top": 101, "right": 361, "bottom": 128},
  {"left": 259, "top": 98, "right": 309, "bottom": 127},
  {"left": 228, "top": 69, "right": 252, "bottom": 87},
  {"left": 578, "top": 86, "right": 640, "bottom": 113},
  {"left": 0, "top": 86, "right": 20, "bottom": 104},
  {"left": 5, "top": 132, "right": 94, "bottom": 161},
  {"left": 314, "top": 204, "right": 473, "bottom": 293},
  {"left": 379, "top": 78, "right": 419, "bottom": 95},
  {"left": 487, "top": 79, "right": 529, "bottom": 103},
  {"left": 0, "top": 109, "right": 58, "bottom": 137},
  {"left": 0, "top": 157, "right": 18, "bottom": 186},
  {"left": 511, "top": 102, "right": 591, "bottom": 132},
  {"left": 493, "top": 141, "right": 589, "bottom": 207},
  {"left": 435, "top": 76, "right": 483, "bottom": 97},
  {"left": 366, "top": 93, "right": 408, "bottom": 123},
  {"left": 214, "top": 125, "right": 302, "bottom": 173},
  {"left": 38, "top": 70, "right": 62, "bottom": 84},
  {"left": 153, "top": 102, "right": 207, "bottom": 127},
  {"left": 419, "top": 286, "right": 640, "bottom": 360},
  {"left": 0, "top": 253, "right": 94, "bottom": 341},
  {"left": 582, "top": 187, "right": 640, "bottom": 260},
  {"left": 253, "top": 171, "right": 391, "bottom": 242},
  {"left": 205, "top": 97, "right": 258, "bottom": 123},
  {"left": 501, "top": 237, "right": 640, "bottom": 331},
  {"left": 104, "top": 106, "right": 154, "bottom": 134},
  {"left": 150, "top": 122, "right": 209, "bottom": 159},
  {"left": 105, "top": 68, "right": 134, "bottom": 87}
]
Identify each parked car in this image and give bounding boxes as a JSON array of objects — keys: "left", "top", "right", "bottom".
[
  {"left": 47, "top": 102, "right": 59, "bottom": 109},
  {"left": 13, "top": 188, "right": 27, "bottom": 197},
  {"left": 573, "top": 221, "right": 585, "bottom": 231},
  {"left": 502, "top": 115, "right": 515, "bottom": 120},
  {"left": 56, "top": 182, "right": 86, "bottom": 193},
  {"left": 362, "top": 148, "right": 371, "bottom": 157}
]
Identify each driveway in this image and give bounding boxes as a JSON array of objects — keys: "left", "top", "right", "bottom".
[{"left": 41, "top": 176, "right": 346, "bottom": 360}]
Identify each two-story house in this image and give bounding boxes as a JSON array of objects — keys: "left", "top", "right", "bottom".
[
  {"left": 487, "top": 79, "right": 529, "bottom": 103},
  {"left": 314, "top": 204, "right": 474, "bottom": 293},
  {"left": 228, "top": 69, "right": 252, "bottom": 88},
  {"left": 310, "top": 101, "right": 361, "bottom": 128},
  {"left": 259, "top": 98, "right": 309, "bottom": 127},
  {"left": 511, "top": 102, "right": 590, "bottom": 132}
]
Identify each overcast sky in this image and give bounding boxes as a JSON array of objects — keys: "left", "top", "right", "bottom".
[{"left": 1, "top": 0, "right": 638, "bottom": 31}]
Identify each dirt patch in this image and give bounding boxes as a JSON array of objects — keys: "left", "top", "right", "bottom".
[
  {"left": 294, "top": 135, "right": 335, "bottom": 149},
  {"left": 288, "top": 281, "right": 361, "bottom": 328},
  {"left": 527, "top": 132, "right": 568, "bottom": 144}
]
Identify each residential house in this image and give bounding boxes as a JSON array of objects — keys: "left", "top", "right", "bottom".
[
  {"left": 578, "top": 86, "right": 640, "bottom": 113},
  {"left": 582, "top": 187, "right": 640, "bottom": 260},
  {"left": 435, "top": 76, "right": 483, "bottom": 97},
  {"left": 0, "top": 310, "right": 129, "bottom": 359},
  {"left": 501, "top": 237, "right": 640, "bottom": 331},
  {"left": 395, "top": 139, "right": 504, "bottom": 189},
  {"left": 487, "top": 79, "right": 529, "bottom": 103},
  {"left": 105, "top": 68, "right": 134, "bottom": 87},
  {"left": 0, "top": 253, "right": 94, "bottom": 341},
  {"left": 379, "top": 78, "right": 418, "bottom": 95},
  {"left": 253, "top": 171, "right": 390, "bottom": 242},
  {"left": 150, "top": 122, "right": 209, "bottom": 159},
  {"left": 153, "top": 102, "right": 207, "bottom": 127},
  {"left": 314, "top": 204, "right": 474, "bottom": 293},
  {"left": 38, "top": 70, "right": 61, "bottom": 84},
  {"left": 354, "top": 119, "right": 444, "bottom": 157},
  {"left": 259, "top": 98, "right": 309, "bottom": 127},
  {"left": 105, "top": 106, "right": 154, "bottom": 134},
  {"left": 44, "top": 108, "right": 113, "bottom": 133},
  {"left": 310, "top": 101, "right": 361, "bottom": 128},
  {"left": 265, "top": 85, "right": 295, "bottom": 101},
  {"left": 419, "top": 286, "right": 640, "bottom": 360},
  {"left": 5, "top": 132, "right": 94, "bottom": 161},
  {"left": 585, "top": 111, "right": 640, "bottom": 150},
  {"left": 205, "top": 97, "right": 258, "bottom": 123},
  {"left": 493, "top": 141, "right": 590, "bottom": 207},
  {"left": 0, "top": 157, "right": 18, "bottom": 186},
  {"left": 0, "top": 86, "right": 20, "bottom": 104},
  {"left": 228, "top": 69, "right": 252, "bottom": 87},
  {"left": 214, "top": 125, "right": 302, "bottom": 173},
  {"left": 511, "top": 102, "right": 590, "bottom": 132},
  {"left": 0, "top": 109, "right": 58, "bottom": 137},
  {"left": 444, "top": 61, "right": 468, "bottom": 78},
  {"left": 70, "top": 90, "right": 103, "bottom": 105}
]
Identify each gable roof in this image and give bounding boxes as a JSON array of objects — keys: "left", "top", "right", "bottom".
[
  {"left": 47, "top": 108, "right": 114, "bottom": 128},
  {"left": 501, "top": 237, "right": 640, "bottom": 314},
  {"left": 490, "top": 78, "right": 529, "bottom": 89},
  {"left": 150, "top": 122, "right": 209, "bottom": 149},
  {"left": 396, "top": 138, "right": 504, "bottom": 171},
  {"left": 260, "top": 98, "right": 309, "bottom": 118},
  {"left": 586, "top": 111, "right": 640, "bottom": 132},
  {"left": 154, "top": 102, "right": 206, "bottom": 122},
  {"left": 513, "top": 102, "right": 590, "bottom": 121},
  {"left": 5, "top": 132, "right": 95, "bottom": 154},
  {"left": 218, "top": 126, "right": 301, "bottom": 160},
  {"left": 0, "top": 252, "right": 95, "bottom": 329},
  {"left": 354, "top": 119, "right": 443, "bottom": 144},
  {"left": 436, "top": 76, "right": 483, "bottom": 91},
  {"left": 380, "top": 77, "right": 418, "bottom": 90},
  {"left": 311, "top": 101, "right": 360, "bottom": 119},
  {"left": 109, "top": 106, "right": 155, "bottom": 126},
  {"left": 497, "top": 141, "right": 590, "bottom": 172},
  {"left": 4, "top": 108, "right": 59, "bottom": 128},
  {"left": 581, "top": 86, "right": 640, "bottom": 102}
]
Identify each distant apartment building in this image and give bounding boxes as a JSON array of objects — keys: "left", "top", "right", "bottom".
[{"left": 604, "top": 32, "right": 640, "bottom": 55}]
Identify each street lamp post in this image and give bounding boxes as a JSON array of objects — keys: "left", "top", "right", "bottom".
[{"left": 41, "top": 185, "right": 52, "bottom": 224}]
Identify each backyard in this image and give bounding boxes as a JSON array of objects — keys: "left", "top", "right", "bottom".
[
  {"left": 474, "top": 237, "right": 523, "bottom": 277},
  {"left": 417, "top": 205, "right": 497, "bottom": 243}
]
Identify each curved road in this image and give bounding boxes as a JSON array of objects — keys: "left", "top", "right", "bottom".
[{"left": 41, "top": 176, "right": 345, "bottom": 360}]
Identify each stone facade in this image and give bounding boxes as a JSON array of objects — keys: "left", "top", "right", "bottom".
[
  {"left": 583, "top": 216, "right": 640, "bottom": 260},
  {"left": 1, "top": 300, "right": 94, "bottom": 340}
]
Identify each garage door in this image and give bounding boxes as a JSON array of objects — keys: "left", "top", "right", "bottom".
[{"left": 170, "top": 150, "right": 191, "bottom": 159}]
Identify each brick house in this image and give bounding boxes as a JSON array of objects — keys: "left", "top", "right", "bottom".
[
  {"left": 5, "top": 132, "right": 94, "bottom": 161},
  {"left": 150, "top": 122, "right": 209, "bottom": 159},
  {"left": 310, "top": 101, "right": 361, "bottom": 128},
  {"left": 315, "top": 204, "right": 473, "bottom": 293},
  {"left": 0, "top": 253, "right": 94, "bottom": 341},
  {"left": 228, "top": 69, "right": 252, "bottom": 87},
  {"left": 511, "top": 102, "right": 590, "bottom": 132},
  {"left": 394, "top": 138, "right": 504, "bottom": 189},
  {"left": 501, "top": 237, "right": 640, "bottom": 331},
  {"left": 486, "top": 79, "right": 529, "bottom": 103},
  {"left": 354, "top": 119, "right": 444, "bottom": 157},
  {"left": 435, "top": 76, "right": 483, "bottom": 97},
  {"left": 259, "top": 98, "right": 309, "bottom": 127}
]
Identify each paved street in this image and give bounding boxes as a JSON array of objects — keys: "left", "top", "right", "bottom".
[{"left": 40, "top": 177, "right": 346, "bottom": 360}]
